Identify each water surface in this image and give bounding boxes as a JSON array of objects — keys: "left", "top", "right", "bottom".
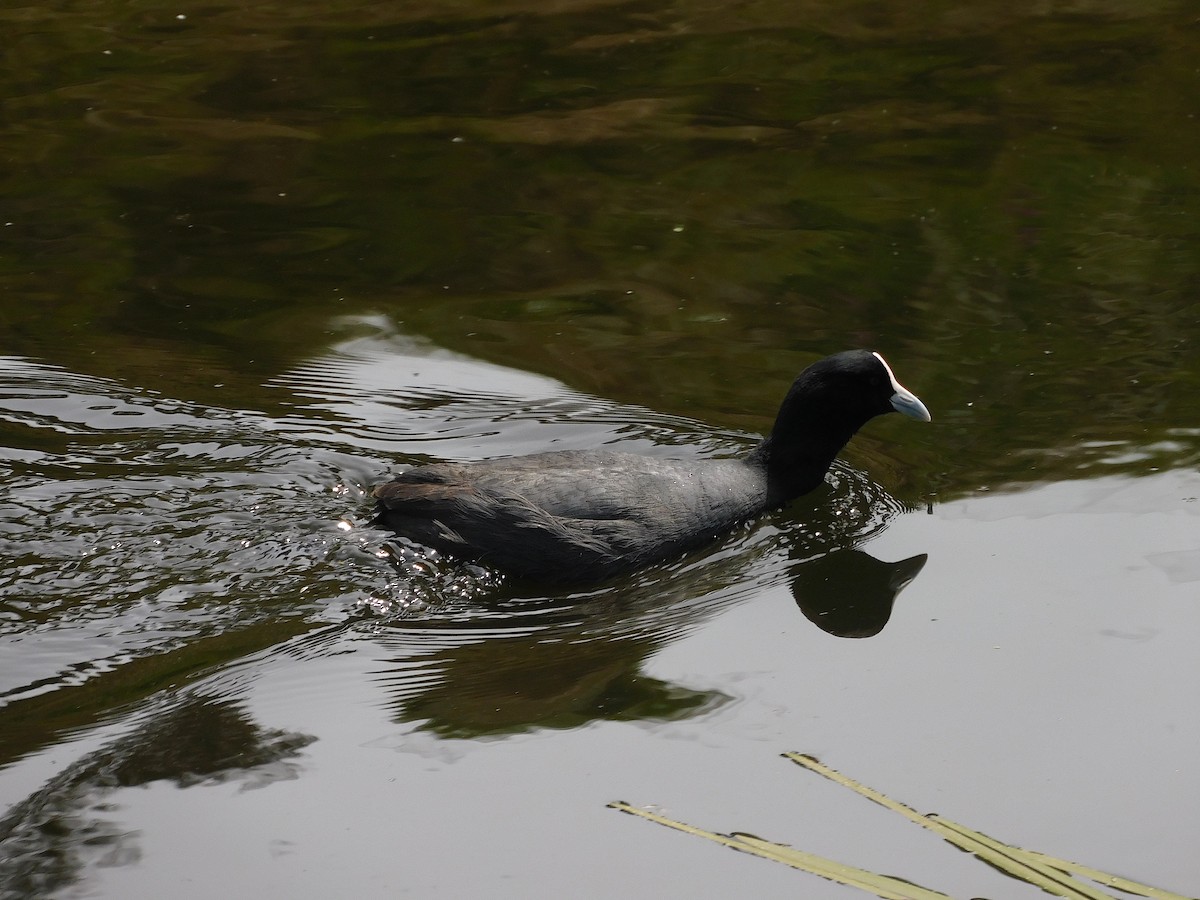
[{"left": 3, "top": 1, "right": 1199, "bottom": 897}]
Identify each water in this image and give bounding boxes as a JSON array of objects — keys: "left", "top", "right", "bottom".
[{"left": 3, "top": 2, "right": 1200, "bottom": 898}]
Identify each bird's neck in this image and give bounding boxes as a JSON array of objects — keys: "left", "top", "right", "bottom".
[{"left": 745, "top": 415, "right": 861, "bottom": 505}]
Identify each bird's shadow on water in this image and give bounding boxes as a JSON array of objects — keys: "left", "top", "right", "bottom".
[{"left": 364, "top": 468, "right": 929, "bottom": 740}]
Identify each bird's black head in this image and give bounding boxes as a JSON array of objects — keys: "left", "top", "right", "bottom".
[
  {"left": 793, "top": 350, "right": 931, "bottom": 425},
  {"left": 752, "top": 350, "right": 930, "bottom": 500}
]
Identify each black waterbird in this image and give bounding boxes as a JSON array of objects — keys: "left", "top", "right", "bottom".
[{"left": 373, "top": 350, "right": 930, "bottom": 582}]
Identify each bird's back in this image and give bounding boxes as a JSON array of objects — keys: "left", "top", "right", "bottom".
[{"left": 373, "top": 449, "right": 767, "bottom": 581}]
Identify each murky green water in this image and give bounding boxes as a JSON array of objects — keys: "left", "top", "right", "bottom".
[{"left": 3, "top": 2, "right": 1199, "bottom": 897}]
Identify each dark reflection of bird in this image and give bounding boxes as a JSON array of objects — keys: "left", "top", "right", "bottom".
[
  {"left": 377, "top": 545, "right": 931, "bottom": 737},
  {"left": 382, "top": 627, "right": 731, "bottom": 738},
  {"left": 790, "top": 548, "right": 928, "bottom": 638},
  {"left": 373, "top": 350, "right": 930, "bottom": 583}
]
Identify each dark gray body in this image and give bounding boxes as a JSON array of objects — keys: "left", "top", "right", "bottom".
[
  {"left": 372, "top": 351, "right": 931, "bottom": 583},
  {"left": 374, "top": 449, "right": 769, "bottom": 581}
]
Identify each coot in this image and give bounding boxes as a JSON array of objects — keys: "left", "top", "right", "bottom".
[{"left": 373, "top": 350, "right": 930, "bottom": 582}]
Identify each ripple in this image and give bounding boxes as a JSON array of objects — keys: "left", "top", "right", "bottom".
[
  {"left": 268, "top": 331, "right": 752, "bottom": 459},
  {"left": 0, "top": 342, "right": 912, "bottom": 731},
  {"left": 0, "top": 359, "right": 395, "bottom": 707}
]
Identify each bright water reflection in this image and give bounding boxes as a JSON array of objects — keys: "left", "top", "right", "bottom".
[
  {"left": 0, "top": 331, "right": 938, "bottom": 895},
  {"left": 1, "top": 329, "right": 1197, "bottom": 896},
  {"left": 0, "top": 331, "right": 918, "bottom": 734}
]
